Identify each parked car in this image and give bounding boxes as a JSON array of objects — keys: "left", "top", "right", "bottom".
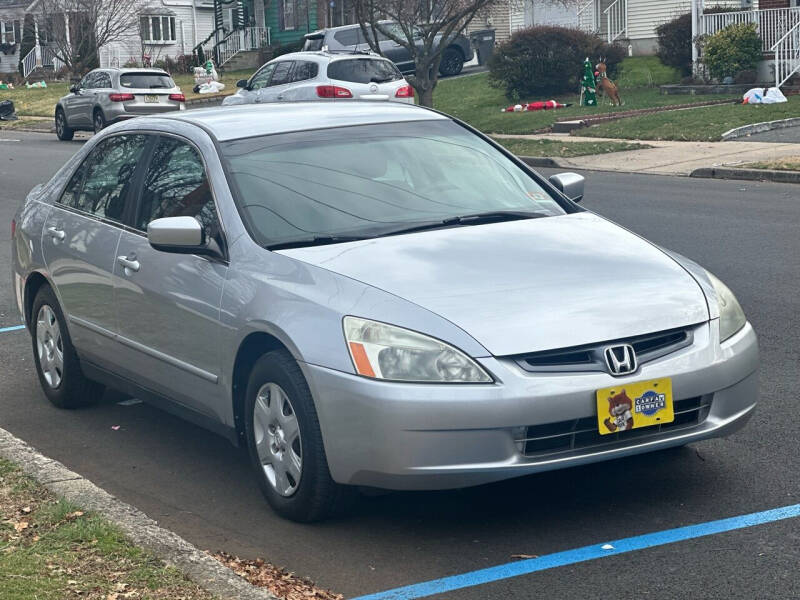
[
  {"left": 222, "top": 52, "right": 414, "bottom": 106},
  {"left": 13, "top": 103, "right": 758, "bottom": 522},
  {"left": 303, "top": 22, "right": 473, "bottom": 76},
  {"left": 55, "top": 68, "right": 185, "bottom": 141}
]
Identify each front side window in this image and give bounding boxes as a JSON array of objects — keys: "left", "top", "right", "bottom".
[
  {"left": 281, "top": 0, "right": 296, "bottom": 30},
  {"left": 249, "top": 63, "right": 276, "bottom": 90},
  {"left": 59, "top": 135, "right": 148, "bottom": 221},
  {"left": 137, "top": 137, "right": 221, "bottom": 245},
  {"left": 222, "top": 121, "right": 568, "bottom": 247},
  {"left": 80, "top": 72, "right": 97, "bottom": 89}
]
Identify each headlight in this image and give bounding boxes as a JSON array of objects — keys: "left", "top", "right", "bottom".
[
  {"left": 343, "top": 316, "right": 492, "bottom": 383},
  {"left": 707, "top": 272, "right": 746, "bottom": 343}
]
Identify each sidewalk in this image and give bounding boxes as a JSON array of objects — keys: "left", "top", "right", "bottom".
[{"left": 495, "top": 133, "right": 800, "bottom": 176}]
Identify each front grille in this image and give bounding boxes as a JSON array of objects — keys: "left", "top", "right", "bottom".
[
  {"left": 516, "top": 395, "right": 712, "bottom": 458},
  {"left": 513, "top": 326, "right": 694, "bottom": 373}
]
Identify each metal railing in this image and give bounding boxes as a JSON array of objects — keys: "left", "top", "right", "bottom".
[
  {"left": 772, "top": 21, "right": 800, "bottom": 88},
  {"left": 603, "top": 0, "right": 626, "bottom": 43},
  {"left": 216, "top": 26, "right": 271, "bottom": 66},
  {"left": 21, "top": 44, "right": 65, "bottom": 79},
  {"left": 577, "top": 0, "right": 598, "bottom": 34},
  {"left": 699, "top": 7, "right": 800, "bottom": 53}
]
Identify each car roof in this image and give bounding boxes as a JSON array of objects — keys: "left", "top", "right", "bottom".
[
  {"left": 98, "top": 68, "right": 171, "bottom": 74},
  {"left": 307, "top": 20, "right": 393, "bottom": 35},
  {"left": 274, "top": 50, "right": 386, "bottom": 62},
  {"left": 144, "top": 102, "right": 448, "bottom": 142}
]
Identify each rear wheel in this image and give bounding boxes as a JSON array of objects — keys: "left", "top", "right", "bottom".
[
  {"left": 244, "top": 349, "right": 353, "bottom": 522},
  {"left": 31, "top": 285, "right": 104, "bottom": 408},
  {"left": 55, "top": 109, "right": 74, "bottom": 141},
  {"left": 439, "top": 47, "right": 464, "bottom": 77},
  {"left": 93, "top": 109, "right": 106, "bottom": 133}
]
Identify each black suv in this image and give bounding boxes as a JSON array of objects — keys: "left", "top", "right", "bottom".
[{"left": 303, "top": 22, "right": 473, "bottom": 77}]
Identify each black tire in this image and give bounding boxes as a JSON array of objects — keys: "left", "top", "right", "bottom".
[
  {"left": 439, "top": 47, "right": 464, "bottom": 77},
  {"left": 244, "top": 349, "right": 353, "bottom": 522},
  {"left": 55, "top": 108, "right": 74, "bottom": 141},
  {"left": 93, "top": 109, "right": 106, "bottom": 134},
  {"left": 31, "top": 285, "right": 104, "bottom": 409}
]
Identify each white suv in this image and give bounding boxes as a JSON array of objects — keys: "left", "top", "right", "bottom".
[{"left": 222, "top": 51, "right": 414, "bottom": 106}]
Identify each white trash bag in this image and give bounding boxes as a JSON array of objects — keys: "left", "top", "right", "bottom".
[{"left": 743, "top": 87, "right": 787, "bottom": 104}]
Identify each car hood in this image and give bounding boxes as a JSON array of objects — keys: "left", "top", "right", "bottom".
[{"left": 277, "top": 213, "right": 709, "bottom": 356}]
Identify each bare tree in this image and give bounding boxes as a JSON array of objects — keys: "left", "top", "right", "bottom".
[
  {"left": 30, "top": 0, "right": 144, "bottom": 74},
  {"left": 354, "top": 0, "right": 579, "bottom": 106}
]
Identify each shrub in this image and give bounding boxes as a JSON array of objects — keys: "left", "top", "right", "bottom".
[
  {"left": 656, "top": 13, "right": 692, "bottom": 76},
  {"left": 271, "top": 39, "right": 304, "bottom": 58},
  {"left": 488, "top": 26, "right": 625, "bottom": 101},
  {"left": 703, "top": 22, "right": 762, "bottom": 81},
  {"left": 123, "top": 58, "right": 140, "bottom": 68}
]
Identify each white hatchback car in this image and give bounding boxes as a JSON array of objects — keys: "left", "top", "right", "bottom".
[{"left": 222, "top": 51, "right": 414, "bottom": 106}]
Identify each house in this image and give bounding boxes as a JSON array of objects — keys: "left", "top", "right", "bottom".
[
  {"left": 12, "top": 0, "right": 323, "bottom": 79},
  {"left": 0, "top": 0, "right": 24, "bottom": 75}
]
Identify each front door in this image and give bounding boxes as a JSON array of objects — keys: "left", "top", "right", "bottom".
[
  {"left": 256, "top": 60, "right": 294, "bottom": 102},
  {"left": 112, "top": 135, "right": 228, "bottom": 420},
  {"left": 66, "top": 71, "right": 97, "bottom": 128},
  {"left": 41, "top": 134, "right": 149, "bottom": 366}
]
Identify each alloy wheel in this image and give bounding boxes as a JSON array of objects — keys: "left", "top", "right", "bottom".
[
  {"left": 56, "top": 113, "right": 64, "bottom": 137},
  {"left": 253, "top": 382, "right": 302, "bottom": 497},
  {"left": 36, "top": 305, "right": 64, "bottom": 388}
]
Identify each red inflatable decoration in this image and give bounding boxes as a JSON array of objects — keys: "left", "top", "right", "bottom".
[{"left": 503, "top": 100, "right": 571, "bottom": 112}]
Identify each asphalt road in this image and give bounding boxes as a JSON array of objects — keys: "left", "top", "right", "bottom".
[{"left": 1, "top": 130, "right": 799, "bottom": 599}]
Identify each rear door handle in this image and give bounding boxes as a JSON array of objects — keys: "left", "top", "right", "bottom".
[
  {"left": 117, "top": 255, "right": 140, "bottom": 273},
  {"left": 46, "top": 226, "right": 65, "bottom": 242}
]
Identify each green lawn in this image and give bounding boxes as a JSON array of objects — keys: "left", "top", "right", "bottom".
[
  {"left": 579, "top": 96, "right": 800, "bottom": 141},
  {"left": 745, "top": 156, "right": 800, "bottom": 171},
  {"left": 433, "top": 71, "right": 737, "bottom": 136},
  {"left": 615, "top": 56, "right": 683, "bottom": 88},
  {"left": 0, "top": 459, "right": 214, "bottom": 600},
  {"left": 493, "top": 137, "right": 650, "bottom": 158}
]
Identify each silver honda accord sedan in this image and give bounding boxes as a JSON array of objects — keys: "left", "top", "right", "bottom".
[{"left": 11, "top": 103, "right": 758, "bottom": 521}]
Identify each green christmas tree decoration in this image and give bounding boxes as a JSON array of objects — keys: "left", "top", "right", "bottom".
[{"left": 580, "top": 57, "right": 597, "bottom": 107}]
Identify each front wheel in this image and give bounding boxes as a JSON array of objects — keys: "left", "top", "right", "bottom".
[
  {"left": 93, "top": 109, "right": 106, "bottom": 134},
  {"left": 244, "top": 350, "right": 353, "bottom": 522},
  {"left": 31, "top": 285, "right": 104, "bottom": 408},
  {"left": 439, "top": 47, "right": 464, "bottom": 77},
  {"left": 55, "top": 109, "right": 74, "bottom": 141}
]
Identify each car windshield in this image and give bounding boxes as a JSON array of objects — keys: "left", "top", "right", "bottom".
[
  {"left": 119, "top": 73, "right": 175, "bottom": 89},
  {"left": 328, "top": 58, "right": 403, "bottom": 83},
  {"left": 221, "top": 120, "right": 568, "bottom": 247}
]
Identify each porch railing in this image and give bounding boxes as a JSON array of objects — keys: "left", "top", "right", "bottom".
[
  {"left": 699, "top": 7, "right": 800, "bottom": 53},
  {"left": 216, "top": 26, "right": 271, "bottom": 67},
  {"left": 603, "top": 0, "right": 627, "bottom": 43},
  {"left": 772, "top": 21, "right": 800, "bottom": 88},
  {"left": 21, "top": 44, "right": 65, "bottom": 79}
]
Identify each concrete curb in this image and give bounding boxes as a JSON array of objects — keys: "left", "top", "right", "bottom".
[
  {"left": 0, "top": 427, "right": 278, "bottom": 600},
  {"left": 721, "top": 117, "right": 800, "bottom": 140},
  {"left": 690, "top": 166, "right": 800, "bottom": 184}
]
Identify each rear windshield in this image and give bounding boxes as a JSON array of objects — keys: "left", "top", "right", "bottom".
[
  {"left": 327, "top": 58, "right": 402, "bottom": 84},
  {"left": 303, "top": 37, "right": 324, "bottom": 51},
  {"left": 120, "top": 73, "right": 175, "bottom": 89},
  {"left": 221, "top": 120, "right": 567, "bottom": 248}
]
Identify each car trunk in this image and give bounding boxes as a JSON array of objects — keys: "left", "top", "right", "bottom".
[
  {"left": 326, "top": 58, "right": 412, "bottom": 104},
  {"left": 118, "top": 72, "right": 183, "bottom": 114}
]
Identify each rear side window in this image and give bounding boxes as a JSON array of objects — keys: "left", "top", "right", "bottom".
[
  {"left": 96, "top": 72, "right": 112, "bottom": 88},
  {"left": 304, "top": 37, "right": 323, "bottom": 51},
  {"left": 269, "top": 61, "right": 293, "bottom": 86},
  {"left": 327, "top": 59, "right": 402, "bottom": 84},
  {"left": 136, "top": 137, "right": 221, "bottom": 245},
  {"left": 59, "top": 135, "right": 148, "bottom": 221},
  {"left": 333, "top": 28, "right": 360, "bottom": 46},
  {"left": 120, "top": 72, "right": 175, "bottom": 89},
  {"left": 292, "top": 61, "right": 318, "bottom": 82}
]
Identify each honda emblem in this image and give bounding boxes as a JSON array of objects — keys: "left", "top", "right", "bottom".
[{"left": 604, "top": 344, "right": 637, "bottom": 376}]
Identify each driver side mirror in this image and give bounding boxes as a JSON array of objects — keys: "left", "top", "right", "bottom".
[
  {"left": 549, "top": 172, "right": 585, "bottom": 203},
  {"left": 148, "top": 216, "right": 208, "bottom": 254},
  {"left": 236, "top": 79, "right": 248, "bottom": 89},
  {"left": 69, "top": 84, "right": 80, "bottom": 94}
]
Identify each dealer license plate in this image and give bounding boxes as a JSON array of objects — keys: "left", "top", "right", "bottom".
[
  {"left": 144, "top": 95, "right": 159, "bottom": 103},
  {"left": 596, "top": 377, "right": 674, "bottom": 435}
]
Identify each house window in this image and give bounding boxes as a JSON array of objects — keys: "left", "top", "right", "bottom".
[
  {"left": 140, "top": 15, "right": 177, "bottom": 43},
  {"left": 1, "top": 20, "right": 20, "bottom": 44},
  {"left": 282, "top": 0, "right": 296, "bottom": 31}
]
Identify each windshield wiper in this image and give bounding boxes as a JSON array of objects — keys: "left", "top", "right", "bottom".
[
  {"left": 266, "top": 235, "right": 369, "bottom": 251},
  {"left": 377, "top": 210, "right": 548, "bottom": 238}
]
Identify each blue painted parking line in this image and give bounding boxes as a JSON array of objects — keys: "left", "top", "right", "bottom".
[
  {"left": 0, "top": 325, "right": 25, "bottom": 334},
  {"left": 352, "top": 503, "right": 800, "bottom": 600}
]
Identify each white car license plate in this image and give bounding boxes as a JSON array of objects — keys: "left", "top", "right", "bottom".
[{"left": 144, "top": 95, "right": 159, "bottom": 103}]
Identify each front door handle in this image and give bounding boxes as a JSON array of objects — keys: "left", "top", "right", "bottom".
[
  {"left": 117, "top": 255, "right": 140, "bottom": 273},
  {"left": 46, "top": 226, "right": 65, "bottom": 242},
  {"left": 277, "top": 95, "right": 284, "bottom": 100}
]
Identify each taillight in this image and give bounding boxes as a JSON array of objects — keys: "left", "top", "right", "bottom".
[
  {"left": 316, "top": 85, "right": 352, "bottom": 98},
  {"left": 109, "top": 93, "right": 134, "bottom": 102},
  {"left": 395, "top": 85, "right": 414, "bottom": 98},
  {"left": 169, "top": 93, "right": 185, "bottom": 102},
  {"left": 11, "top": 218, "right": 16, "bottom": 238}
]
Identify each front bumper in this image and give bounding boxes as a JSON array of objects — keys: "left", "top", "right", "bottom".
[{"left": 303, "top": 321, "right": 759, "bottom": 490}]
